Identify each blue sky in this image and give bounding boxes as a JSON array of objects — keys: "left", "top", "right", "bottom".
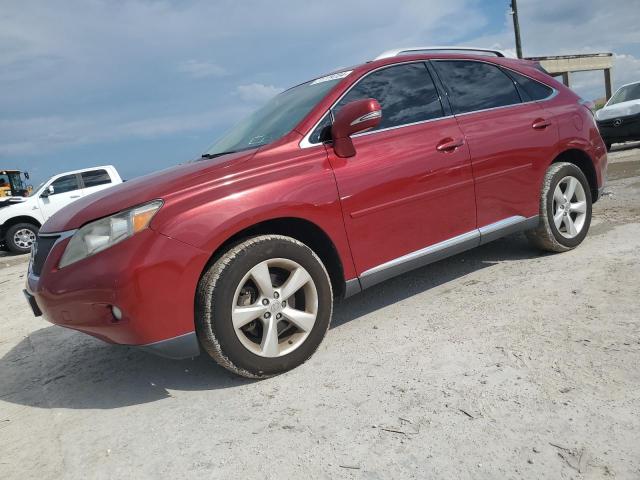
[{"left": 2, "top": 0, "right": 639, "bottom": 186}]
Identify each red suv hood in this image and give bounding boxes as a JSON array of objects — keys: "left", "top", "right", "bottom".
[{"left": 40, "top": 151, "right": 256, "bottom": 233}]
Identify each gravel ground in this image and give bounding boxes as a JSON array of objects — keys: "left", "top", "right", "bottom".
[{"left": 1, "top": 145, "right": 639, "bottom": 479}]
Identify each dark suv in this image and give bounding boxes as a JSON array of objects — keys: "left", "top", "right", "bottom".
[{"left": 24, "top": 47, "right": 607, "bottom": 378}]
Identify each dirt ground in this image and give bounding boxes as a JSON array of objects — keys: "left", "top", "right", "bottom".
[{"left": 1, "top": 144, "right": 639, "bottom": 479}]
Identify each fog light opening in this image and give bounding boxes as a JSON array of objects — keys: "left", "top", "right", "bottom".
[{"left": 111, "top": 305, "right": 123, "bottom": 322}]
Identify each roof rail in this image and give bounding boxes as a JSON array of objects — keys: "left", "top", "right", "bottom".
[{"left": 374, "top": 46, "right": 510, "bottom": 60}]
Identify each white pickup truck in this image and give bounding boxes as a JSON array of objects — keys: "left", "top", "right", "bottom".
[{"left": 0, "top": 165, "right": 122, "bottom": 253}]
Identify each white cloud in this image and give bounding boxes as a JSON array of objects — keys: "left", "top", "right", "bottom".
[
  {"left": 0, "top": 107, "right": 251, "bottom": 157},
  {"left": 1, "top": 0, "right": 638, "bottom": 179},
  {"left": 236, "top": 83, "right": 283, "bottom": 104},
  {"left": 178, "top": 59, "right": 227, "bottom": 79},
  {"left": 611, "top": 54, "right": 640, "bottom": 88},
  {"left": 467, "top": 0, "right": 640, "bottom": 101}
]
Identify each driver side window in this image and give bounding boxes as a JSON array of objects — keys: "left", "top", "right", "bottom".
[
  {"left": 49, "top": 174, "right": 80, "bottom": 195},
  {"left": 307, "top": 62, "right": 444, "bottom": 144}
]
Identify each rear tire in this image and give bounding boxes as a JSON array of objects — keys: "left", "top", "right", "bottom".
[
  {"left": 5, "top": 223, "right": 39, "bottom": 254},
  {"left": 526, "top": 162, "right": 592, "bottom": 253},
  {"left": 196, "top": 235, "right": 333, "bottom": 378},
  {"left": 605, "top": 142, "right": 612, "bottom": 152}
]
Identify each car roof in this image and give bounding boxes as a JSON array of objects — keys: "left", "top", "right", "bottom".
[
  {"left": 360, "top": 51, "right": 537, "bottom": 76},
  {"left": 373, "top": 46, "right": 510, "bottom": 60},
  {"left": 51, "top": 165, "right": 115, "bottom": 177},
  {"left": 289, "top": 48, "right": 534, "bottom": 97},
  {"left": 234, "top": 46, "right": 519, "bottom": 97},
  {"left": 293, "top": 51, "right": 550, "bottom": 139}
]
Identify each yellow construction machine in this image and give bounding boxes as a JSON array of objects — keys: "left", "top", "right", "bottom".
[{"left": 0, "top": 170, "right": 32, "bottom": 207}]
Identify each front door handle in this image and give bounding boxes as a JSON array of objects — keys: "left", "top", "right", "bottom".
[
  {"left": 532, "top": 119, "right": 552, "bottom": 130},
  {"left": 70, "top": 195, "right": 81, "bottom": 198},
  {"left": 436, "top": 138, "right": 465, "bottom": 153}
]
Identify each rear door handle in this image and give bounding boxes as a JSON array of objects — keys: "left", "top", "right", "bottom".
[
  {"left": 532, "top": 119, "right": 552, "bottom": 130},
  {"left": 436, "top": 138, "right": 465, "bottom": 153},
  {"left": 70, "top": 195, "right": 81, "bottom": 198}
]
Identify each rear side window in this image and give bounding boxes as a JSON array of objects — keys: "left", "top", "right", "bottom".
[
  {"left": 333, "top": 62, "right": 444, "bottom": 131},
  {"left": 49, "top": 174, "right": 80, "bottom": 195},
  {"left": 81, "top": 169, "right": 112, "bottom": 188},
  {"left": 434, "top": 60, "right": 522, "bottom": 114},
  {"left": 508, "top": 70, "right": 554, "bottom": 101}
]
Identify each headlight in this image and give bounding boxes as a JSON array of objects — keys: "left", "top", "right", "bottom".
[{"left": 59, "top": 200, "right": 163, "bottom": 268}]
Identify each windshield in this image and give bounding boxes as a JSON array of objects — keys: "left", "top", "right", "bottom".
[
  {"left": 608, "top": 83, "right": 640, "bottom": 106},
  {"left": 7, "top": 172, "right": 24, "bottom": 192},
  {"left": 0, "top": 172, "right": 25, "bottom": 196},
  {"left": 203, "top": 72, "right": 350, "bottom": 157},
  {"left": 30, "top": 182, "right": 45, "bottom": 196}
]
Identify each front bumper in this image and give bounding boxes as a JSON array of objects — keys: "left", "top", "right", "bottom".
[
  {"left": 597, "top": 112, "right": 640, "bottom": 143},
  {"left": 24, "top": 227, "right": 209, "bottom": 359}
]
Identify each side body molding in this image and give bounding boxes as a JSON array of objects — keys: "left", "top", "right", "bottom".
[{"left": 355, "top": 215, "right": 539, "bottom": 291}]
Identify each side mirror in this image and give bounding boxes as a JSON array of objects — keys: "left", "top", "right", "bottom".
[
  {"left": 331, "top": 98, "right": 382, "bottom": 158},
  {"left": 42, "top": 185, "right": 54, "bottom": 197}
]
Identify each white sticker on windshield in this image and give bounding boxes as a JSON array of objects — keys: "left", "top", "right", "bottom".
[
  {"left": 310, "top": 70, "right": 352, "bottom": 85},
  {"left": 248, "top": 135, "right": 266, "bottom": 145}
]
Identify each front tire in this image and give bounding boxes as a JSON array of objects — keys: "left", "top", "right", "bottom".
[
  {"left": 526, "top": 162, "right": 592, "bottom": 252},
  {"left": 5, "top": 223, "right": 39, "bottom": 254},
  {"left": 196, "top": 235, "right": 333, "bottom": 378}
]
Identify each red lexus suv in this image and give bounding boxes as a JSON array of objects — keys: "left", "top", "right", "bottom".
[{"left": 24, "top": 47, "right": 607, "bottom": 378}]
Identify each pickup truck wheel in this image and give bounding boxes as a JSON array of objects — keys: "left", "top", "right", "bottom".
[
  {"left": 526, "top": 162, "right": 592, "bottom": 252},
  {"left": 5, "top": 223, "right": 39, "bottom": 254},
  {"left": 196, "top": 235, "right": 333, "bottom": 378}
]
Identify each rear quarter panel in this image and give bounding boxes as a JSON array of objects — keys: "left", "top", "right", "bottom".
[
  {"left": 496, "top": 63, "right": 607, "bottom": 192},
  {"left": 541, "top": 87, "right": 607, "bottom": 187}
]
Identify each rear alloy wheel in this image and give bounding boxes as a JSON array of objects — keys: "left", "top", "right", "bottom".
[
  {"left": 5, "top": 223, "right": 39, "bottom": 254},
  {"left": 196, "top": 235, "right": 332, "bottom": 378},
  {"left": 552, "top": 176, "right": 588, "bottom": 239},
  {"left": 526, "top": 162, "right": 592, "bottom": 252}
]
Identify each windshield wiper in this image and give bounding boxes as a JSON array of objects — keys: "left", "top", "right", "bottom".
[{"left": 201, "top": 150, "right": 240, "bottom": 159}]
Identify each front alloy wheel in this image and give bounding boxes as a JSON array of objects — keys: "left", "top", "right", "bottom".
[
  {"left": 196, "top": 235, "right": 332, "bottom": 378},
  {"left": 5, "top": 223, "right": 39, "bottom": 254},
  {"left": 232, "top": 258, "right": 318, "bottom": 358},
  {"left": 14, "top": 228, "right": 36, "bottom": 249}
]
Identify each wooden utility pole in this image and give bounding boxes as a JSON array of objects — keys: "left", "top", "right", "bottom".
[{"left": 510, "top": 0, "right": 523, "bottom": 59}]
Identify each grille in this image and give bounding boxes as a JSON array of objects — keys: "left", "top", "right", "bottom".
[
  {"left": 598, "top": 115, "right": 639, "bottom": 128},
  {"left": 31, "top": 235, "right": 59, "bottom": 276}
]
